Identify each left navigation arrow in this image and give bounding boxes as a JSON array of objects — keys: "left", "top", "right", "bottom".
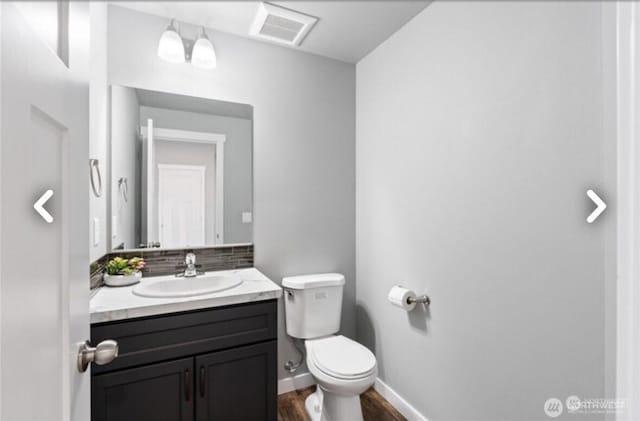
[{"left": 34, "top": 189, "right": 54, "bottom": 223}]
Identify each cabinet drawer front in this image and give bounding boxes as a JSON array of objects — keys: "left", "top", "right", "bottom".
[
  {"left": 91, "top": 300, "right": 276, "bottom": 374},
  {"left": 92, "top": 358, "right": 194, "bottom": 421}
]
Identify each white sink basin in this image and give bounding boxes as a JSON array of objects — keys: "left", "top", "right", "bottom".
[{"left": 132, "top": 275, "right": 243, "bottom": 298}]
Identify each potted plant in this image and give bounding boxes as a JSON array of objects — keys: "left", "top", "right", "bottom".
[{"left": 103, "top": 256, "right": 146, "bottom": 287}]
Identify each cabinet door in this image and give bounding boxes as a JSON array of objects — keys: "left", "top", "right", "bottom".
[
  {"left": 196, "top": 341, "right": 277, "bottom": 421},
  {"left": 92, "top": 358, "right": 194, "bottom": 421}
]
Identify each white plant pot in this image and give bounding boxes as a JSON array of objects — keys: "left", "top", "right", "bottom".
[{"left": 103, "top": 271, "right": 142, "bottom": 287}]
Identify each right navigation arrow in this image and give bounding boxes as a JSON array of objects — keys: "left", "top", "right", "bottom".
[{"left": 586, "top": 189, "right": 606, "bottom": 224}]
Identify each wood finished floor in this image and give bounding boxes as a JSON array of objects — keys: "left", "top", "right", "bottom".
[{"left": 277, "top": 386, "right": 407, "bottom": 421}]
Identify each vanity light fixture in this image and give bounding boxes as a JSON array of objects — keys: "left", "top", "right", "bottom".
[
  {"left": 191, "top": 27, "right": 217, "bottom": 69},
  {"left": 157, "top": 19, "right": 217, "bottom": 69},
  {"left": 157, "top": 19, "right": 185, "bottom": 63}
]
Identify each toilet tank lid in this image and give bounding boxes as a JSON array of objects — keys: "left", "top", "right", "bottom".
[{"left": 282, "top": 273, "right": 345, "bottom": 289}]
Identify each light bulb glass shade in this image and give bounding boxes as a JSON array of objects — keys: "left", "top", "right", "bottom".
[
  {"left": 191, "top": 29, "right": 216, "bottom": 69},
  {"left": 157, "top": 21, "right": 185, "bottom": 63}
]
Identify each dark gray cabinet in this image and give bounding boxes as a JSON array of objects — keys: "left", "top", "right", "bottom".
[
  {"left": 92, "top": 358, "right": 194, "bottom": 421},
  {"left": 91, "top": 300, "right": 277, "bottom": 421},
  {"left": 196, "top": 342, "right": 276, "bottom": 421}
]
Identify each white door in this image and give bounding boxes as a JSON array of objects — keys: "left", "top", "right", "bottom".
[
  {"left": 144, "top": 118, "right": 155, "bottom": 245},
  {"left": 158, "top": 164, "right": 206, "bottom": 248},
  {"left": 1, "top": 3, "right": 90, "bottom": 420}
]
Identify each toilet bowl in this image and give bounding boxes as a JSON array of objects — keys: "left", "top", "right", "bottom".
[
  {"left": 304, "top": 335, "right": 377, "bottom": 421},
  {"left": 282, "top": 273, "right": 377, "bottom": 421}
]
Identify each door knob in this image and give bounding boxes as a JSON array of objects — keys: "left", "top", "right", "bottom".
[{"left": 77, "top": 339, "right": 118, "bottom": 373}]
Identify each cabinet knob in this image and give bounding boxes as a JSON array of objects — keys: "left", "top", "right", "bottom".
[{"left": 77, "top": 339, "right": 118, "bottom": 372}]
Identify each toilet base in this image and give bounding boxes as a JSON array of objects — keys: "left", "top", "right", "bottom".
[
  {"left": 305, "top": 388, "right": 323, "bottom": 421},
  {"left": 305, "top": 386, "right": 364, "bottom": 421}
]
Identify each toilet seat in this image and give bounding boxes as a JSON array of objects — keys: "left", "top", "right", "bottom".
[{"left": 308, "top": 335, "right": 377, "bottom": 380}]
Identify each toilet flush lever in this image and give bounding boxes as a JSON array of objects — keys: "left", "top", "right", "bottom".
[{"left": 77, "top": 339, "right": 118, "bottom": 372}]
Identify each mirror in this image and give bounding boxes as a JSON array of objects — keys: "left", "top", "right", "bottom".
[{"left": 109, "top": 86, "right": 253, "bottom": 250}]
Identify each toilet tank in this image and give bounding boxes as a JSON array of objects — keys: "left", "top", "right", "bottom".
[{"left": 282, "top": 273, "right": 345, "bottom": 339}]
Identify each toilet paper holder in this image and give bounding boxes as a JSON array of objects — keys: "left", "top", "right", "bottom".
[{"left": 408, "top": 294, "right": 431, "bottom": 305}]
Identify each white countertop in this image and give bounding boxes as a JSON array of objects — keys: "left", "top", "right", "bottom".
[{"left": 90, "top": 268, "right": 282, "bottom": 324}]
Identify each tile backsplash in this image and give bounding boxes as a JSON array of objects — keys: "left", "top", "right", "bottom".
[
  {"left": 90, "top": 254, "right": 109, "bottom": 290},
  {"left": 90, "top": 245, "right": 254, "bottom": 289}
]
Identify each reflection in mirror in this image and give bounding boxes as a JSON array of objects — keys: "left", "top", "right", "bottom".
[{"left": 110, "top": 86, "right": 252, "bottom": 250}]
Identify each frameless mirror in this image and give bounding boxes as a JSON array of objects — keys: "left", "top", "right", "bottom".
[{"left": 109, "top": 86, "right": 253, "bottom": 250}]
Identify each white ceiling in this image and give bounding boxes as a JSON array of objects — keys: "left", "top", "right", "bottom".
[{"left": 110, "top": 1, "right": 430, "bottom": 63}]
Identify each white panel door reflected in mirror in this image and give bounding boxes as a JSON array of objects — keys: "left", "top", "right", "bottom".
[{"left": 109, "top": 86, "right": 253, "bottom": 250}]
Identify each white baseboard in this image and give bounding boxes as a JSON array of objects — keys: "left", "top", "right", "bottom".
[
  {"left": 278, "top": 372, "right": 316, "bottom": 395},
  {"left": 374, "top": 377, "right": 428, "bottom": 421}
]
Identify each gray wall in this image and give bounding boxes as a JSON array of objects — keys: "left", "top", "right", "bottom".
[
  {"left": 89, "top": 2, "right": 108, "bottom": 261},
  {"left": 110, "top": 85, "right": 139, "bottom": 250},
  {"left": 108, "top": 5, "right": 355, "bottom": 380},
  {"left": 140, "top": 106, "right": 252, "bottom": 244},
  {"left": 356, "top": 2, "right": 612, "bottom": 420}
]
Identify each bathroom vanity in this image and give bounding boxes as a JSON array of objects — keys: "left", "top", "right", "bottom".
[
  {"left": 89, "top": 84, "right": 277, "bottom": 420},
  {"left": 90, "top": 268, "right": 281, "bottom": 421}
]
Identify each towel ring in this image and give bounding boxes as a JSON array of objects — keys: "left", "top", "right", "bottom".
[
  {"left": 118, "top": 177, "right": 129, "bottom": 203},
  {"left": 89, "top": 159, "right": 102, "bottom": 198}
]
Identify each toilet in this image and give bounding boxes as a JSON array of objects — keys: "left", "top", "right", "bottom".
[{"left": 283, "top": 273, "right": 377, "bottom": 421}]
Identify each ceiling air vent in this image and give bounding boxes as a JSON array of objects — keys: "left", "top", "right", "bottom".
[{"left": 249, "top": 3, "right": 318, "bottom": 46}]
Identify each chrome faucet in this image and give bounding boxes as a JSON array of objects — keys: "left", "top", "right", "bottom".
[{"left": 182, "top": 252, "right": 198, "bottom": 277}]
